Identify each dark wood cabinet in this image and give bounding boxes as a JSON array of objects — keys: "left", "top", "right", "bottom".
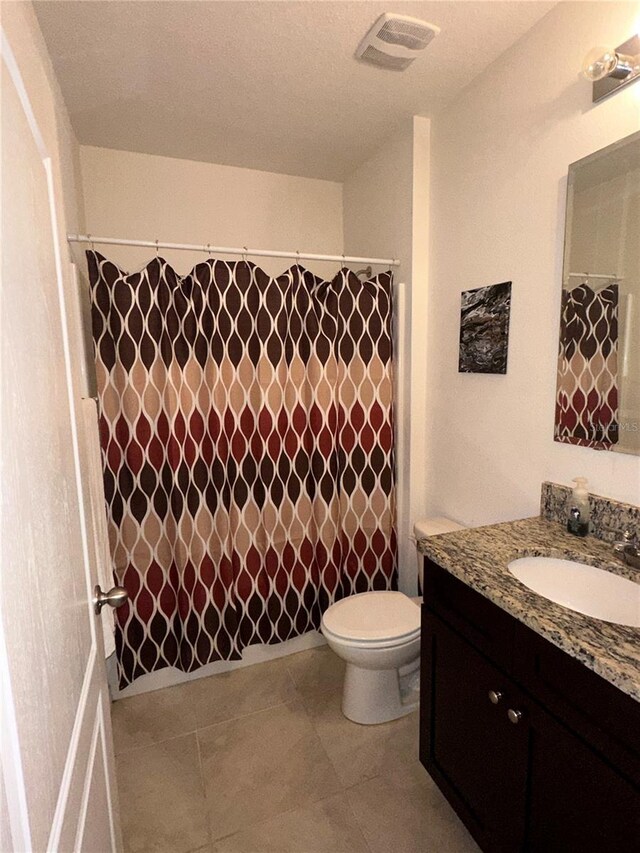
[
  {"left": 421, "top": 612, "right": 528, "bottom": 852},
  {"left": 525, "top": 697, "right": 640, "bottom": 852},
  {"left": 420, "top": 559, "right": 640, "bottom": 853}
]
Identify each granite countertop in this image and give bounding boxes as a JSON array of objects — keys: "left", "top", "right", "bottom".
[{"left": 417, "top": 516, "right": 640, "bottom": 702}]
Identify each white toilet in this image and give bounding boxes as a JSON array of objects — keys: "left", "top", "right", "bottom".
[{"left": 321, "top": 517, "right": 465, "bottom": 724}]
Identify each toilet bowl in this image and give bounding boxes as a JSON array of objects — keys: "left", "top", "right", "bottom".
[
  {"left": 321, "top": 517, "right": 465, "bottom": 725},
  {"left": 322, "top": 591, "right": 421, "bottom": 724}
]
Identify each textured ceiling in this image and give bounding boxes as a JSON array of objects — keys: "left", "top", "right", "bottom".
[{"left": 35, "top": 1, "right": 556, "bottom": 180}]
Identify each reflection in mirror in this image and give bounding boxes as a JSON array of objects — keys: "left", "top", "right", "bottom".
[{"left": 555, "top": 131, "right": 640, "bottom": 455}]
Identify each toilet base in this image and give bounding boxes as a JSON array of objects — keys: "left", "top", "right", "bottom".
[{"left": 341, "top": 662, "right": 419, "bottom": 725}]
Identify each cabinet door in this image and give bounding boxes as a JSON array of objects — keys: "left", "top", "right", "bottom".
[
  {"left": 421, "top": 611, "right": 528, "bottom": 852},
  {"left": 526, "top": 700, "right": 640, "bottom": 853}
]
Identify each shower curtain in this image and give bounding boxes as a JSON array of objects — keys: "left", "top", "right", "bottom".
[
  {"left": 555, "top": 282, "right": 619, "bottom": 450},
  {"left": 88, "top": 252, "right": 397, "bottom": 686}
]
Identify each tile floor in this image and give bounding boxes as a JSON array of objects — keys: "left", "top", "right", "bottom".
[{"left": 111, "top": 646, "right": 480, "bottom": 853}]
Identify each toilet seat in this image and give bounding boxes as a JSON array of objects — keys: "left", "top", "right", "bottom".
[
  {"left": 321, "top": 623, "right": 420, "bottom": 651},
  {"left": 321, "top": 591, "right": 421, "bottom": 645}
]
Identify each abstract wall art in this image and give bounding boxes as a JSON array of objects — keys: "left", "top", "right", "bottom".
[{"left": 458, "top": 281, "right": 512, "bottom": 374}]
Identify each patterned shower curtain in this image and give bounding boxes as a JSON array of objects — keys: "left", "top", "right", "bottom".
[
  {"left": 555, "top": 282, "right": 619, "bottom": 450},
  {"left": 88, "top": 251, "right": 397, "bottom": 686}
]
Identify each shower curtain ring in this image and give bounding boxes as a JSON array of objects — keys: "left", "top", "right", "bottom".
[
  {"left": 207, "top": 243, "right": 212, "bottom": 258},
  {"left": 242, "top": 246, "right": 248, "bottom": 263},
  {"left": 155, "top": 239, "right": 160, "bottom": 258},
  {"left": 88, "top": 234, "right": 95, "bottom": 251}
]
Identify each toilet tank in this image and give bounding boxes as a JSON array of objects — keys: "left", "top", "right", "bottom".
[{"left": 413, "top": 516, "right": 466, "bottom": 593}]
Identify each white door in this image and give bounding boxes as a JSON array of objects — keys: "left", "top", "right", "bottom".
[{"left": 0, "top": 26, "right": 122, "bottom": 853}]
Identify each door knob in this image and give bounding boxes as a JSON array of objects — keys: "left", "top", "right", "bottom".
[
  {"left": 94, "top": 584, "right": 128, "bottom": 615},
  {"left": 507, "top": 708, "right": 523, "bottom": 725},
  {"left": 488, "top": 690, "right": 503, "bottom": 705}
]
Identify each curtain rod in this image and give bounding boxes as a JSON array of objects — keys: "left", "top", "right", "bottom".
[
  {"left": 67, "top": 234, "right": 400, "bottom": 267},
  {"left": 567, "top": 272, "right": 621, "bottom": 280}
]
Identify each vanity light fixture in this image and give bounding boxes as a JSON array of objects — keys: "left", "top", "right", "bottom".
[{"left": 582, "top": 34, "right": 640, "bottom": 102}]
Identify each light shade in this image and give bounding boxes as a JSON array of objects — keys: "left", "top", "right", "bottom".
[{"left": 582, "top": 45, "right": 619, "bottom": 81}]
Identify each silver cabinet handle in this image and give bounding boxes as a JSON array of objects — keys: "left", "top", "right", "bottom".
[
  {"left": 507, "top": 708, "right": 523, "bottom": 725},
  {"left": 94, "top": 584, "right": 128, "bottom": 615},
  {"left": 488, "top": 690, "right": 503, "bottom": 705}
]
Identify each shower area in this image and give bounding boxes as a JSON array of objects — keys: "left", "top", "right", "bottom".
[{"left": 81, "top": 226, "right": 403, "bottom": 692}]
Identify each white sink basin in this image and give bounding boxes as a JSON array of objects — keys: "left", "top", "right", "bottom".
[{"left": 508, "top": 556, "right": 640, "bottom": 627}]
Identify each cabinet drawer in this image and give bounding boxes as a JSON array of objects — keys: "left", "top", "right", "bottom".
[
  {"left": 423, "top": 559, "right": 515, "bottom": 671},
  {"left": 514, "top": 620, "right": 640, "bottom": 785}
]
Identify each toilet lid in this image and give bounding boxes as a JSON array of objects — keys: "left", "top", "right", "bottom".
[{"left": 322, "top": 591, "right": 421, "bottom": 643}]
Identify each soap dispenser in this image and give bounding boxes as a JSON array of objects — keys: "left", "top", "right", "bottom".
[{"left": 567, "top": 477, "right": 590, "bottom": 537}]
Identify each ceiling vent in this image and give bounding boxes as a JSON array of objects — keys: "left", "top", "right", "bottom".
[{"left": 356, "top": 13, "right": 440, "bottom": 71}]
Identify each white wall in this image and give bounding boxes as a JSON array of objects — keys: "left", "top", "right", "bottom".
[
  {"left": 427, "top": 1, "right": 640, "bottom": 526},
  {"left": 79, "top": 146, "right": 343, "bottom": 279},
  {"left": 343, "top": 117, "right": 430, "bottom": 594}
]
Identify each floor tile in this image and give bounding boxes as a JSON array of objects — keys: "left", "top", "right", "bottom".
[
  {"left": 198, "top": 700, "right": 341, "bottom": 840},
  {"left": 189, "top": 657, "right": 299, "bottom": 729},
  {"left": 304, "top": 688, "right": 420, "bottom": 788},
  {"left": 347, "top": 761, "right": 481, "bottom": 853},
  {"left": 284, "top": 646, "right": 345, "bottom": 700},
  {"left": 111, "top": 681, "right": 198, "bottom": 753},
  {"left": 212, "top": 794, "right": 370, "bottom": 853},
  {"left": 116, "top": 733, "right": 210, "bottom": 853}
]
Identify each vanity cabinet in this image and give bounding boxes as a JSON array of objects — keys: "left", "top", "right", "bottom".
[
  {"left": 421, "top": 611, "right": 528, "bottom": 851},
  {"left": 420, "top": 559, "right": 640, "bottom": 853}
]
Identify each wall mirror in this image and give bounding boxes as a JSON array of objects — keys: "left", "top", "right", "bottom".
[{"left": 555, "top": 130, "right": 640, "bottom": 455}]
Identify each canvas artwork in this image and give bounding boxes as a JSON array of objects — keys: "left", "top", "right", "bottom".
[{"left": 458, "top": 281, "right": 512, "bottom": 374}]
